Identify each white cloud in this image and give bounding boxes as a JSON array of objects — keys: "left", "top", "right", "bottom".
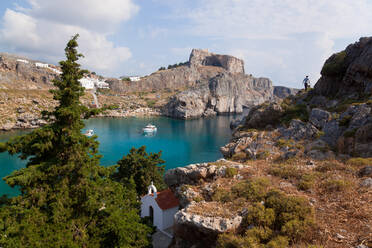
[
  {"left": 0, "top": 0, "right": 138, "bottom": 76},
  {"left": 27, "top": 0, "right": 139, "bottom": 33},
  {"left": 174, "top": 0, "right": 372, "bottom": 87}
]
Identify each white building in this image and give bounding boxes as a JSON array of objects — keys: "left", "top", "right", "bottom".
[
  {"left": 49, "top": 67, "right": 62, "bottom": 75},
  {"left": 141, "top": 182, "right": 179, "bottom": 231},
  {"left": 95, "top": 80, "right": 109, "bottom": 89},
  {"left": 79, "top": 77, "right": 110, "bottom": 89},
  {"left": 16, "top": 59, "right": 29, "bottom": 64},
  {"left": 35, "top": 62, "right": 49, "bottom": 68},
  {"left": 79, "top": 77, "right": 95, "bottom": 89},
  {"left": 129, "top": 76, "right": 141, "bottom": 82}
]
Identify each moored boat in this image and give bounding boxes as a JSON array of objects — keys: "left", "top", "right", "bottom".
[
  {"left": 84, "top": 129, "right": 94, "bottom": 137},
  {"left": 143, "top": 124, "right": 157, "bottom": 133}
]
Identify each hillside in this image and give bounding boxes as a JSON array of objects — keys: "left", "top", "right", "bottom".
[
  {"left": 0, "top": 49, "right": 297, "bottom": 130},
  {"left": 164, "top": 37, "right": 372, "bottom": 248}
]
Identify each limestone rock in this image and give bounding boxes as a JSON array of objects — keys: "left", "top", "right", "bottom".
[
  {"left": 280, "top": 119, "right": 318, "bottom": 141},
  {"left": 314, "top": 37, "right": 372, "bottom": 97},
  {"left": 189, "top": 49, "right": 245, "bottom": 74},
  {"left": 163, "top": 72, "right": 274, "bottom": 119},
  {"left": 309, "top": 108, "right": 331, "bottom": 129},
  {"left": 360, "top": 178, "right": 372, "bottom": 188},
  {"left": 359, "top": 166, "right": 372, "bottom": 177},
  {"left": 244, "top": 102, "right": 284, "bottom": 129}
]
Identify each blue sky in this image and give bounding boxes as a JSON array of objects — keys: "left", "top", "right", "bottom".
[{"left": 0, "top": 0, "right": 371, "bottom": 88}]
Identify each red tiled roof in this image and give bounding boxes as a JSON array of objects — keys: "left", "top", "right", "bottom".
[{"left": 153, "top": 189, "right": 180, "bottom": 210}]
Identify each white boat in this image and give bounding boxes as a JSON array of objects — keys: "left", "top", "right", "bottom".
[
  {"left": 84, "top": 129, "right": 94, "bottom": 137},
  {"left": 143, "top": 124, "right": 157, "bottom": 133}
]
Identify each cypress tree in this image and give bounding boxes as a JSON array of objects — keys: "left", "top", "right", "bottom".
[{"left": 0, "top": 35, "right": 152, "bottom": 247}]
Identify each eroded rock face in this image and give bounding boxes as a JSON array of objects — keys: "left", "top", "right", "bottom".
[
  {"left": 309, "top": 108, "right": 331, "bottom": 129},
  {"left": 315, "top": 37, "right": 372, "bottom": 97},
  {"left": 164, "top": 160, "right": 243, "bottom": 188},
  {"left": 163, "top": 73, "right": 274, "bottom": 119},
  {"left": 244, "top": 102, "right": 284, "bottom": 129},
  {"left": 189, "top": 49, "right": 245, "bottom": 74},
  {"left": 171, "top": 203, "right": 242, "bottom": 248},
  {"left": 0, "top": 53, "right": 58, "bottom": 90}
]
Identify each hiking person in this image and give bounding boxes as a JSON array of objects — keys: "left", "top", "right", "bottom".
[{"left": 303, "top": 76, "right": 310, "bottom": 90}]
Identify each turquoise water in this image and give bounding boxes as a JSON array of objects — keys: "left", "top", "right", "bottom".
[{"left": 0, "top": 116, "right": 234, "bottom": 196}]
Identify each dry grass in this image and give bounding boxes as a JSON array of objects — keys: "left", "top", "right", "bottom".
[{"left": 185, "top": 157, "right": 372, "bottom": 247}]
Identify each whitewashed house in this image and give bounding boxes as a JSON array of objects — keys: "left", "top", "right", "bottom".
[
  {"left": 35, "top": 62, "right": 49, "bottom": 68},
  {"left": 95, "top": 79, "right": 109, "bottom": 89},
  {"left": 49, "top": 67, "right": 62, "bottom": 74},
  {"left": 129, "top": 76, "right": 141, "bottom": 82},
  {"left": 16, "top": 59, "right": 29, "bottom": 64},
  {"left": 79, "top": 77, "right": 95, "bottom": 89},
  {"left": 141, "top": 182, "right": 179, "bottom": 231}
]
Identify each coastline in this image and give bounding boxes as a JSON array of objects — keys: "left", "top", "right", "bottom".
[{"left": 0, "top": 107, "right": 162, "bottom": 132}]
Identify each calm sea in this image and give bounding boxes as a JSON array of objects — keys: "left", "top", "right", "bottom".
[{"left": 0, "top": 116, "right": 235, "bottom": 196}]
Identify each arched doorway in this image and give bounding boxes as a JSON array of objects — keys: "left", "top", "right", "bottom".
[{"left": 149, "top": 206, "right": 154, "bottom": 224}]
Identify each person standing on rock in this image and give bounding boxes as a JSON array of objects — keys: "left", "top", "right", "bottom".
[{"left": 303, "top": 75, "right": 310, "bottom": 91}]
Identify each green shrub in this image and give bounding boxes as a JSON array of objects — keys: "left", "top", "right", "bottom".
[
  {"left": 243, "top": 203, "right": 275, "bottom": 228},
  {"left": 232, "top": 178, "right": 270, "bottom": 202},
  {"left": 146, "top": 99, "right": 157, "bottom": 108},
  {"left": 225, "top": 167, "right": 238, "bottom": 178},
  {"left": 231, "top": 152, "right": 247, "bottom": 161},
  {"left": 265, "top": 236, "right": 288, "bottom": 248},
  {"left": 212, "top": 188, "right": 234, "bottom": 203},
  {"left": 322, "top": 179, "right": 352, "bottom": 192},
  {"left": 265, "top": 190, "right": 315, "bottom": 240},
  {"left": 346, "top": 157, "right": 372, "bottom": 166},
  {"left": 269, "top": 164, "right": 303, "bottom": 180},
  {"left": 298, "top": 174, "right": 316, "bottom": 191},
  {"left": 219, "top": 189, "right": 314, "bottom": 247},
  {"left": 280, "top": 104, "right": 309, "bottom": 126},
  {"left": 321, "top": 51, "right": 347, "bottom": 77}
]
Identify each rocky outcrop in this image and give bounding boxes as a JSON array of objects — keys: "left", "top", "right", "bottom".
[
  {"left": 315, "top": 37, "right": 372, "bottom": 97},
  {"left": 0, "top": 53, "right": 58, "bottom": 89},
  {"left": 171, "top": 203, "right": 242, "bottom": 248},
  {"left": 273, "top": 86, "right": 300, "bottom": 99},
  {"left": 163, "top": 73, "right": 274, "bottom": 119},
  {"left": 107, "top": 65, "right": 224, "bottom": 93},
  {"left": 243, "top": 102, "right": 284, "bottom": 129},
  {"left": 189, "top": 49, "right": 244, "bottom": 74}
]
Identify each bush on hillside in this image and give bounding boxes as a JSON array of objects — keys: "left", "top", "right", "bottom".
[
  {"left": 216, "top": 189, "right": 315, "bottom": 247},
  {"left": 321, "top": 51, "right": 347, "bottom": 77},
  {"left": 280, "top": 103, "right": 309, "bottom": 126}
]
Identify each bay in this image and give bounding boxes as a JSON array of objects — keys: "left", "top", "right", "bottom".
[{"left": 0, "top": 115, "right": 234, "bottom": 196}]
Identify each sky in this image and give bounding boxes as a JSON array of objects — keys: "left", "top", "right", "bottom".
[{"left": 0, "top": 0, "right": 371, "bottom": 88}]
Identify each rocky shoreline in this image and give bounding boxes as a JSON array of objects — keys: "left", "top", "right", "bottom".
[{"left": 0, "top": 107, "right": 162, "bottom": 131}]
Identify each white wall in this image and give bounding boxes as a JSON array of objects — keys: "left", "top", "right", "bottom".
[
  {"left": 162, "top": 206, "right": 178, "bottom": 230},
  {"left": 141, "top": 195, "right": 164, "bottom": 230},
  {"left": 129, "top": 76, "right": 141, "bottom": 82}
]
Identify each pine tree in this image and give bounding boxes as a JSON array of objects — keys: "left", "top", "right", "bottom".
[
  {"left": 113, "top": 146, "right": 166, "bottom": 196},
  {"left": 0, "top": 35, "right": 152, "bottom": 247}
]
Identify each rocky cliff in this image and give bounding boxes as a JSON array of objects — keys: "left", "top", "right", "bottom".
[
  {"left": 158, "top": 49, "right": 276, "bottom": 119},
  {"left": 163, "top": 73, "right": 274, "bottom": 119},
  {"left": 0, "top": 53, "right": 57, "bottom": 90},
  {"left": 315, "top": 37, "right": 372, "bottom": 97},
  {"left": 224, "top": 37, "right": 372, "bottom": 162}
]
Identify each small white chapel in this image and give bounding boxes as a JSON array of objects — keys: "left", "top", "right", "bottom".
[{"left": 141, "top": 182, "right": 180, "bottom": 231}]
